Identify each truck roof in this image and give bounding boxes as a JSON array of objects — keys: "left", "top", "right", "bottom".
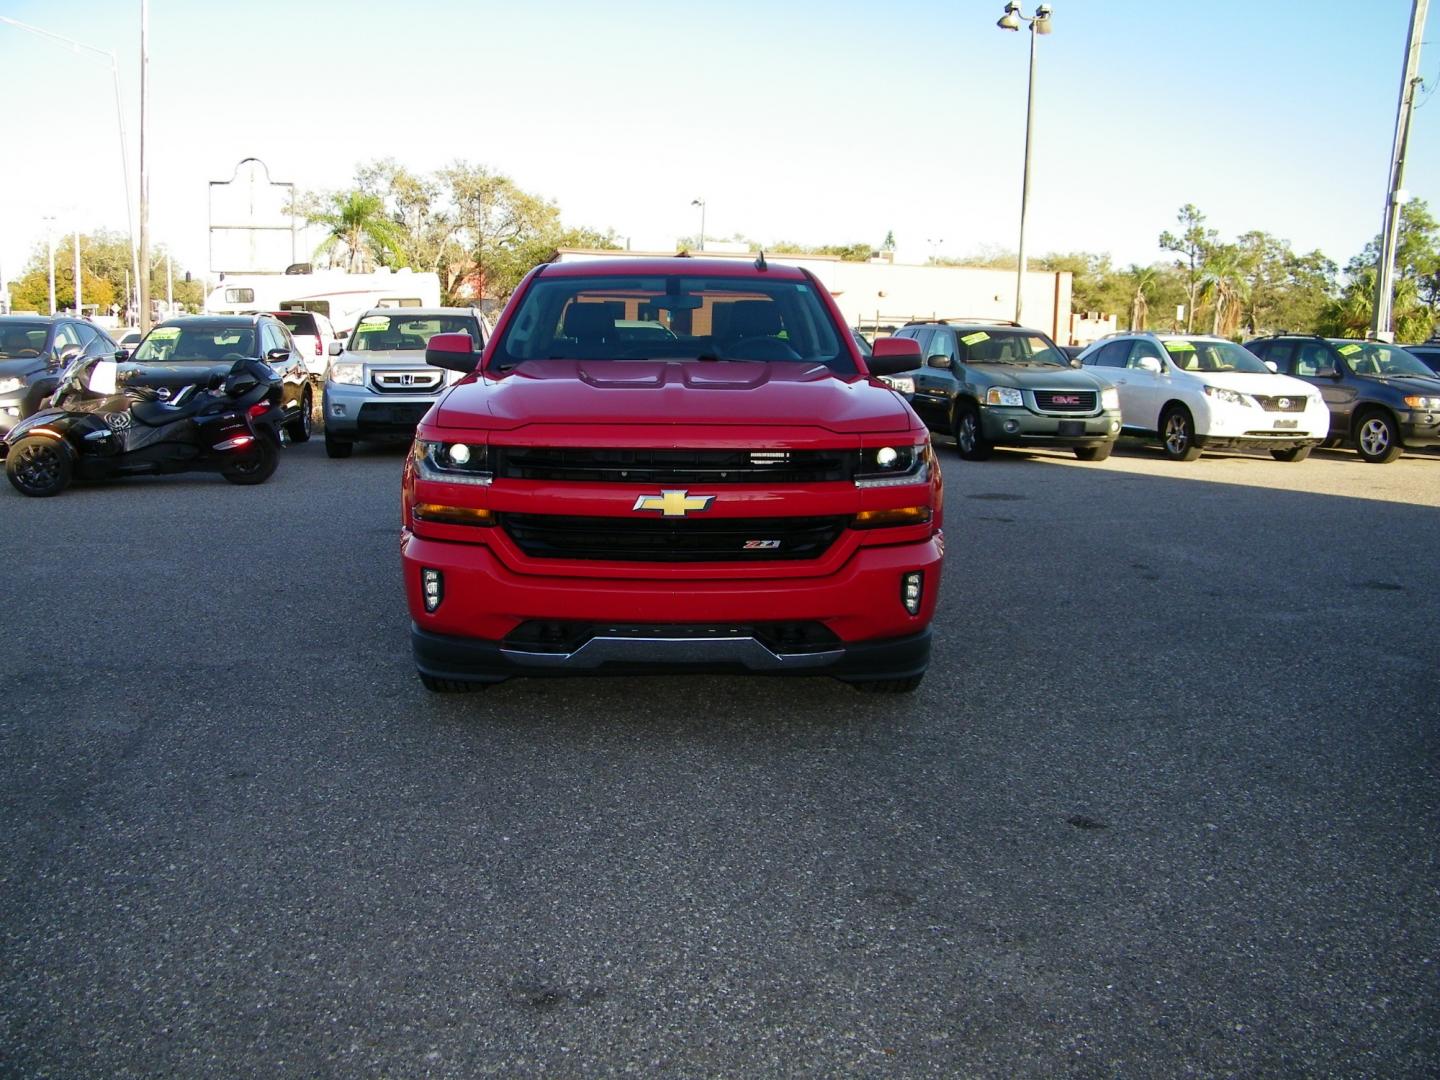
[{"left": 540, "top": 256, "right": 808, "bottom": 280}]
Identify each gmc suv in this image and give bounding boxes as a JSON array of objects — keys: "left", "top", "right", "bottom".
[
  {"left": 400, "top": 257, "right": 940, "bottom": 693},
  {"left": 1245, "top": 334, "right": 1440, "bottom": 463}
]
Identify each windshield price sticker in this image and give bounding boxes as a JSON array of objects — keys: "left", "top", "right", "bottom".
[
  {"left": 1164, "top": 340, "right": 1196, "bottom": 351},
  {"left": 356, "top": 323, "right": 386, "bottom": 333},
  {"left": 1338, "top": 344, "right": 1361, "bottom": 356},
  {"left": 961, "top": 331, "right": 989, "bottom": 346},
  {"left": 149, "top": 327, "right": 180, "bottom": 340}
]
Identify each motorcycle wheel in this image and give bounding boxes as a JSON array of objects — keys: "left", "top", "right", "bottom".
[
  {"left": 6, "top": 436, "right": 74, "bottom": 497},
  {"left": 222, "top": 437, "right": 279, "bottom": 485}
]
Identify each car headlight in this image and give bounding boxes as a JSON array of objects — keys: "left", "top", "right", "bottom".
[
  {"left": 413, "top": 439, "right": 492, "bottom": 485},
  {"left": 1203, "top": 385, "right": 1250, "bottom": 406},
  {"left": 984, "top": 387, "right": 1024, "bottom": 407},
  {"left": 0, "top": 376, "right": 22, "bottom": 395},
  {"left": 328, "top": 361, "right": 363, "bottom": 386},
  {"left": 1101, "top": 386, "right": 1120, "bottom": 411},
  {"left": 1402, "top": 395, "right": 1440, "bottom": 409},
  {"left": 880, "top": 375, "right": 915, "bottom": 395},
  {"left": 855, "top": 441, "right": 929, "bottom": 487}
]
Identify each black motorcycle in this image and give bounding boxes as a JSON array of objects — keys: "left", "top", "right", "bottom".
[{"left": 2, "top": 355, "right": 287, "bottom": 497}]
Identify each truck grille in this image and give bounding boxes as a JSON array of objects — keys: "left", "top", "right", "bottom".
[
  {"left": 1032, "top": 390, "right": 1097, "bottom": 413},
  {"left": 494, "top": 447, "right": 853, "bottom": 484},
  {"left": 500, "top": 513, "right": 848, "bottom": 562},
  {"left": 1250, "top": 394, "right": 1308, "bottom": 412},
  {"left": 372, "top": 369, "right": 444, "bottom": 393}
]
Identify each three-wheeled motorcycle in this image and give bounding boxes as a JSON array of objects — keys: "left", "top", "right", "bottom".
[{"left": 2, "top": 355, "right": 287, "bottom": 497}]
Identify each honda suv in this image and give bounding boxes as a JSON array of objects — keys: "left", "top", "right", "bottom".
[
  {"left": 1245, "top": 334, "right": 1440, "bottom": 463},
  {"left": 323, "top": 307, "right": 487, "bottom": 459},
  {"left": 890, "top": 320, "right": 1121, "bottom": 461}
]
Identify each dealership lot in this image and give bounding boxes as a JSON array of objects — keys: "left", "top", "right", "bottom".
[{"left": 2, "top": 443, "right": 1437, "bottom": 1077}]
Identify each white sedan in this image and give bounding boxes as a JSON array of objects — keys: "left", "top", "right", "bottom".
[{"left": 1078, "top": 333, "right": 1329, "bottom": 461}]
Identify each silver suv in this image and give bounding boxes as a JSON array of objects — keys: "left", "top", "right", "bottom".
[{"left": 322, "top": 307, "right": 488, "bottom": 459}]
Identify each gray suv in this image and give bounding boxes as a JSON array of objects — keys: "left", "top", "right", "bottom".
[{"left": 322, "top": 307, "right": 488, "bottom": 459}]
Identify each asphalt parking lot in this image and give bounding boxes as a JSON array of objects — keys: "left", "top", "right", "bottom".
[{"left": 2, "top": 438, "right": 1437, "bottom": 1077}]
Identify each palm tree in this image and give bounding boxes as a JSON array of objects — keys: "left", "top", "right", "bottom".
[
  {"left": 1124, "top": 265, "right": 1157, "bottom": 330},
  {"left": 1199, "top": 247, "right": 1250, "bottom": 337},
  {"left": 310, "top": 191, "right": 404, "bottom": 272}
]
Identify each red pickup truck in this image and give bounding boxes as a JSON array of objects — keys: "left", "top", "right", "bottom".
[{"left": 400, "top": 257, "right": 942, "bottom": 693}]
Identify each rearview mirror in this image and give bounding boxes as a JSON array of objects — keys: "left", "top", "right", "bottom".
[
  {"left": 1137, "top": 356, "right": 1163, "bottom": 375},
  {"left": 425, "top": 332, "right": 480, "bottom": 374},
  {"left": 867, "top": 336, "right": 922, "bottom": 377}
]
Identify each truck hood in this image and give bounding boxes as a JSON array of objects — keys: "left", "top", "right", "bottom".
[
  {"left": 967, "top": 363, "right": 1109, "bottom": 390},
  {"left": 435, "top": 359, "right": 912, "bottom": 433},
  {"left": 344, "top": 349, "right": 440, "bottom": 368}
]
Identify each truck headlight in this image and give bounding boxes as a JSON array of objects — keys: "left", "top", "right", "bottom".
[
  {"left": 1402, "top": 394, "right": 1440, "bottom": 409},
  {"left": 855, "top": 442, "right": 929, "bottom": 486},
  {"left": 328, "top": 361, "right": 363, "bottom": 386},
  {"left": 0, "top": 376, "right": 22, "bottom": 395},
  {"left": 1101, "top": 386, "right": 1120, "bottom": 411},
  {"left": 1203, "top": 385, "right": 1250, "bottom": 406},
  {"left": 413, "top": 439, "right": 492, "bottom": 485},
  {"left": 880, "top": 375, "right": 915, "bottom": 395},
  {"left": 985, "top": 387, "right": 1024, "bottom": 407}
]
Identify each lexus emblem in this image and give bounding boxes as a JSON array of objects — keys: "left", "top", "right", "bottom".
[{"left": 1278, "top": 397, "right": 1291, "bottom": 409}]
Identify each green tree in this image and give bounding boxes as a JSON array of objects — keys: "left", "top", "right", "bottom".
[
  {"left": 1159, "top": 204, "right": 1217, "bottom": 333},
  {"left": 1122, "top": 264, "right": 1159, "bottom": 331},
  {"left": 305, "top": 190, "right": 406, "bottom": 272},
  {"left": 1346, "top": 198, "right": 1439, "bottom": 330},
  {"left": 8, "top": 232, "right": 201, "bottom": 319},
  {"left": 1321, "top": 266, "right": 1434, "bottom": 341},
  {"left": 1198, "top": 244, "right": 1250, "bottom": 337}
]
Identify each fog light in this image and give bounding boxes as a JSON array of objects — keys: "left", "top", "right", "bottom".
[
  {"left": 1003, "top": 419, "right": 1020, "bottom": 434},
  {"left": 3, "top": 407, "right": 17, "bottom": 417},
  {"left": 1110, "top": 420, "right": 1120, "bottom": 433},
  {"left": 422, "top": 568, "right": 443, "bottom": 612},
  {"left": 330, "top": 404, "right": 346, "bottom": 417},
  {"left": 901, "top": 571, "right": 923, "bottom": 615}
]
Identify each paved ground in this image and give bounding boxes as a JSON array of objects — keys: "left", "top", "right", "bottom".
[{"left": 2, "top": 436, "right": 1437, "bottom": 1078}]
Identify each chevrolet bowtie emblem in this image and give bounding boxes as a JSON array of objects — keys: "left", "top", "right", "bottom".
[{"left": 632, "top": 489, "right": 716, "bottom": 517}]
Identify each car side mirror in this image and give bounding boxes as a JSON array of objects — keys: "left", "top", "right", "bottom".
[
  {"left": 113, "top": 347, "right": 130, "bottom": 362},
  {"left": 327, "top": 341, "right": 345, "bottom": 356},
  {"left": 1264, "top": 360, "right": 1278, "bottom": 373},
  {"left": 926, "top": 354, "right": 951, "bottom": 369},
  {"left": 1069, "top": 356, "right": 1082, "bottom": 368},
  {"left": 425, "top": 332, "right": 480, "bottom": 374},
  {"left": 57, "top": 343, "right": 84, "bottom": 364},
  {"left": 1137, "top": 356, "right": 1163, "bottom": 375},
  {"left": 266, "top": 348, "right": 291, "bottom": 362},
  {"left": 866, "top": 336, "right": 922, "bottom": 377}
]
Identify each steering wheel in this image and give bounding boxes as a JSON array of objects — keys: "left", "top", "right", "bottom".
[{"left": 723, "top": 336, "right": 802, "bottom": 362}]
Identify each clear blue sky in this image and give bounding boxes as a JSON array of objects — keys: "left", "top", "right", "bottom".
[{"left": 1, "top": 0, "right": 1434, "bottom": 288}]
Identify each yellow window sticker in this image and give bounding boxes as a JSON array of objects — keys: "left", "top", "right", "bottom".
[
  {"left": 961, "top": 331, "right": 989, "bottom": 346},
  {"left": 1164, "top": 340, "right": 1196, "bottom": 351},
  {"left": 149, "top": 327, "right": 180, "bottom": 339},
  {"left": 1337, "top": 344, "right": 1361, "bottom": 356}
]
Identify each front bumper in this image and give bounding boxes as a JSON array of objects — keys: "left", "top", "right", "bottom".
[
  {"left": 0, "top": 395, "right": 24, "bottom": 437},
  {"left": 979, "top": 406, "right": 1121, "bottom": 446},
  {"left": 323, "top": 383, "right": 442, "bottom": 439},
  {"left": 402, "top": 529, "right": 942, "bottom": 684},
  {"left": 1398, "top": 409, "right": 1440, "bottom": 448}
]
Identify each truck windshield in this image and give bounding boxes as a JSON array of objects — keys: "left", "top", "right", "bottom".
[
  {"left": 492, "top": 274, "right": 851, "bottom": 372},
  {"left": 350, "top": 315, "right": 481, "bottom": 352},
  {"left": 958, "top": 331, "right": 1066, "bottom": 365}
]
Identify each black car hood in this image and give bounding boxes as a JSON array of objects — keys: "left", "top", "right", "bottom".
[
  {"left": 0, "top": 356, "right": 44, "bottom": 380},
  {"left": 1358, "top": 372, "right": 1440, "bottom": 393},
  {"left": 963, "top": 363, "right": 1109, "bottom": 390}
]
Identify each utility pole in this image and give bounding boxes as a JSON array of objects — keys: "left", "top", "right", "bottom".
[
  {"left": 74, "top": 229, "right": 82, "bottom": 316},
  {"left": 1372, "top": 0, "right": 1428, "bottom": 341},
  {"left": 44, "top": 216, "right": 56, "bottom": 315},
  {"left": 138, "top": 0, "right": 151, "bottom": 333},
  {"left": 166, "top": 250, "right": 173, "bottom": 313}
]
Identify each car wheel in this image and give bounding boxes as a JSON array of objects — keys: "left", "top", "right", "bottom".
[
  {"left": 1354, "top": 410, "right": 1403, "bottom": 463},
  {"left": 325, "top": 432, "right": 354, "bottom": 459},
  {"left": 1160, "top": 405, "right": 1202, "bottom": 461},
  {"left": 5, "top": 436, "right": 73, "bottom": 497},
  {"left": 1074, "top": 443, "right": 1112, "bottom": 462},
  {"left": 1271, "top": 444, "right": 1313, "bottom": 463},
  {"left": 286, "top": 388, "right": 313, "bottom": 444},
  {"left": 221, "top": 436, "right": 279, "bottom": 485},
  {"left": 953, "top": 403, "right": 992, "bottom": 461},
  {"left": 848, "top": 675, "right": 924, "bottom": 694},
  {"left": 420, "top": 673, "right": 486, "bottom": 693}
]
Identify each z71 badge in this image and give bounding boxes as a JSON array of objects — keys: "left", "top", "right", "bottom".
[{"left": 743, "top": 540, "right": 782, "bottom": 550}]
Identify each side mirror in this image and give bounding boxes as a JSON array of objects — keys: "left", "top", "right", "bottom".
[
  {"left": 425, "top": 332, "right": 480, "bottom": 374},
  {"left": 866, "top": 336, "right": 922, "bottom": 377},
  {"left": 1069, "top": 356, "right": 1083, "bottom": 369},
  {"left": 1137, "top": 356, "right": 1164, "bottom": 375},
  {"left": 1264, "top": 360, "right": 1278, "bottom": 373},
  {"left": 57, "top": 343, "right": 84, "bottom": 364},
  {"left": 113, "top": 348, "right": 131, "bottom": 362},
  {"left": 926, "top": 354, "right": 952, "bottom": 369},
  {"left": 327, "top": 340, "right": 345, "bottom": 356},
  {"left": 266, "top": 348, "right": 291, "bottom": 362}
]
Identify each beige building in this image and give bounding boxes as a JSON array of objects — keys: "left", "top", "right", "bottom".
[{"left": 553, "top": 249, "right": 1076, "bottom": 344}]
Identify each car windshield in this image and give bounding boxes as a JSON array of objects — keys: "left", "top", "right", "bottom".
[
  {"left": 350, "top": 315, "right": 481, "bottom": 352},
  {"left": 0, "top": 322, "right": 49, "bottom": 359},
  {"left": 1334, "top": 341, "right": 1434, "bottom": 378},
  {"left": 1161, "top": 339, "right": 1269, "bottom": 373},
  {"left": 958, "top": 330, "right": 1066, "bottom": 366},
  {"left": 491, "top": 273, "right": 850, "bottom": 372},
  {"left": 131, "top": 325, "right": 256, "bottom": 362}
]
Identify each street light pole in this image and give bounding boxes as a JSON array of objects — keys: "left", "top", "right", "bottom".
[
  {"left": 74, "top": 229, "right": 82, "bottom": 316},
  {"left": 138, "top": 0, "right": 151, "bottom": 333},
  {"left": 1372, "top": 0, "right": 1428, "bottom": 341},
  {"left": 997, "top": 4, "right": 1053, "bottom": 325},
  {"left": 691, "top": 198, "right": 706, "bottom": 252},
  {"left": 44, "top": 218, "right": 56, "bottom": 315}
]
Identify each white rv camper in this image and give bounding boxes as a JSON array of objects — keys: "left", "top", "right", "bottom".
[{"left": 204, "top": 268, "right": 442, "bottom": 334}]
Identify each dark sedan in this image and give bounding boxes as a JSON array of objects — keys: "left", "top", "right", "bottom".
[{"left": 125, "top": 315, "right": 312, "bottom": 443}]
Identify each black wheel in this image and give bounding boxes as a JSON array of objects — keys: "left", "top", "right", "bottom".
[
  {"left": 849, "top": 675, "right": 924, "bottom": 694},
  {"left": 325, "top": 432, "right": 353, "bottom": 459},
  {"left": 953, "top": 403, "right": 992, "bottom": 461},
  {"left": 1074, "top": 443, "right": 1112, "bottom": 462},
  {"left": 286, "top": 388, "right": 313, "bottom": 444},
  {"left": 221, "top": 436, "right": 279, "bottom": 485},
  {"left": 420, "top": 673, "right": 486, "bottom": 693},
  {"left": 1271, "top": 444, "right": 1313, "bottom": 463},
  {"left": 1353, "top": 409, "right": 1403, "bottom": 464},
  {"left": 6, "top": 436, "right": 73, "bottom": 497},
  {"left": 1160, "top": 406, "right": 1202, "bottom": 461}
]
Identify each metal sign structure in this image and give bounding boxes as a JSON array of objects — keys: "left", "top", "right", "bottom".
[{"left": 208, "top": 158, "right": 296, "bottom": 274}]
